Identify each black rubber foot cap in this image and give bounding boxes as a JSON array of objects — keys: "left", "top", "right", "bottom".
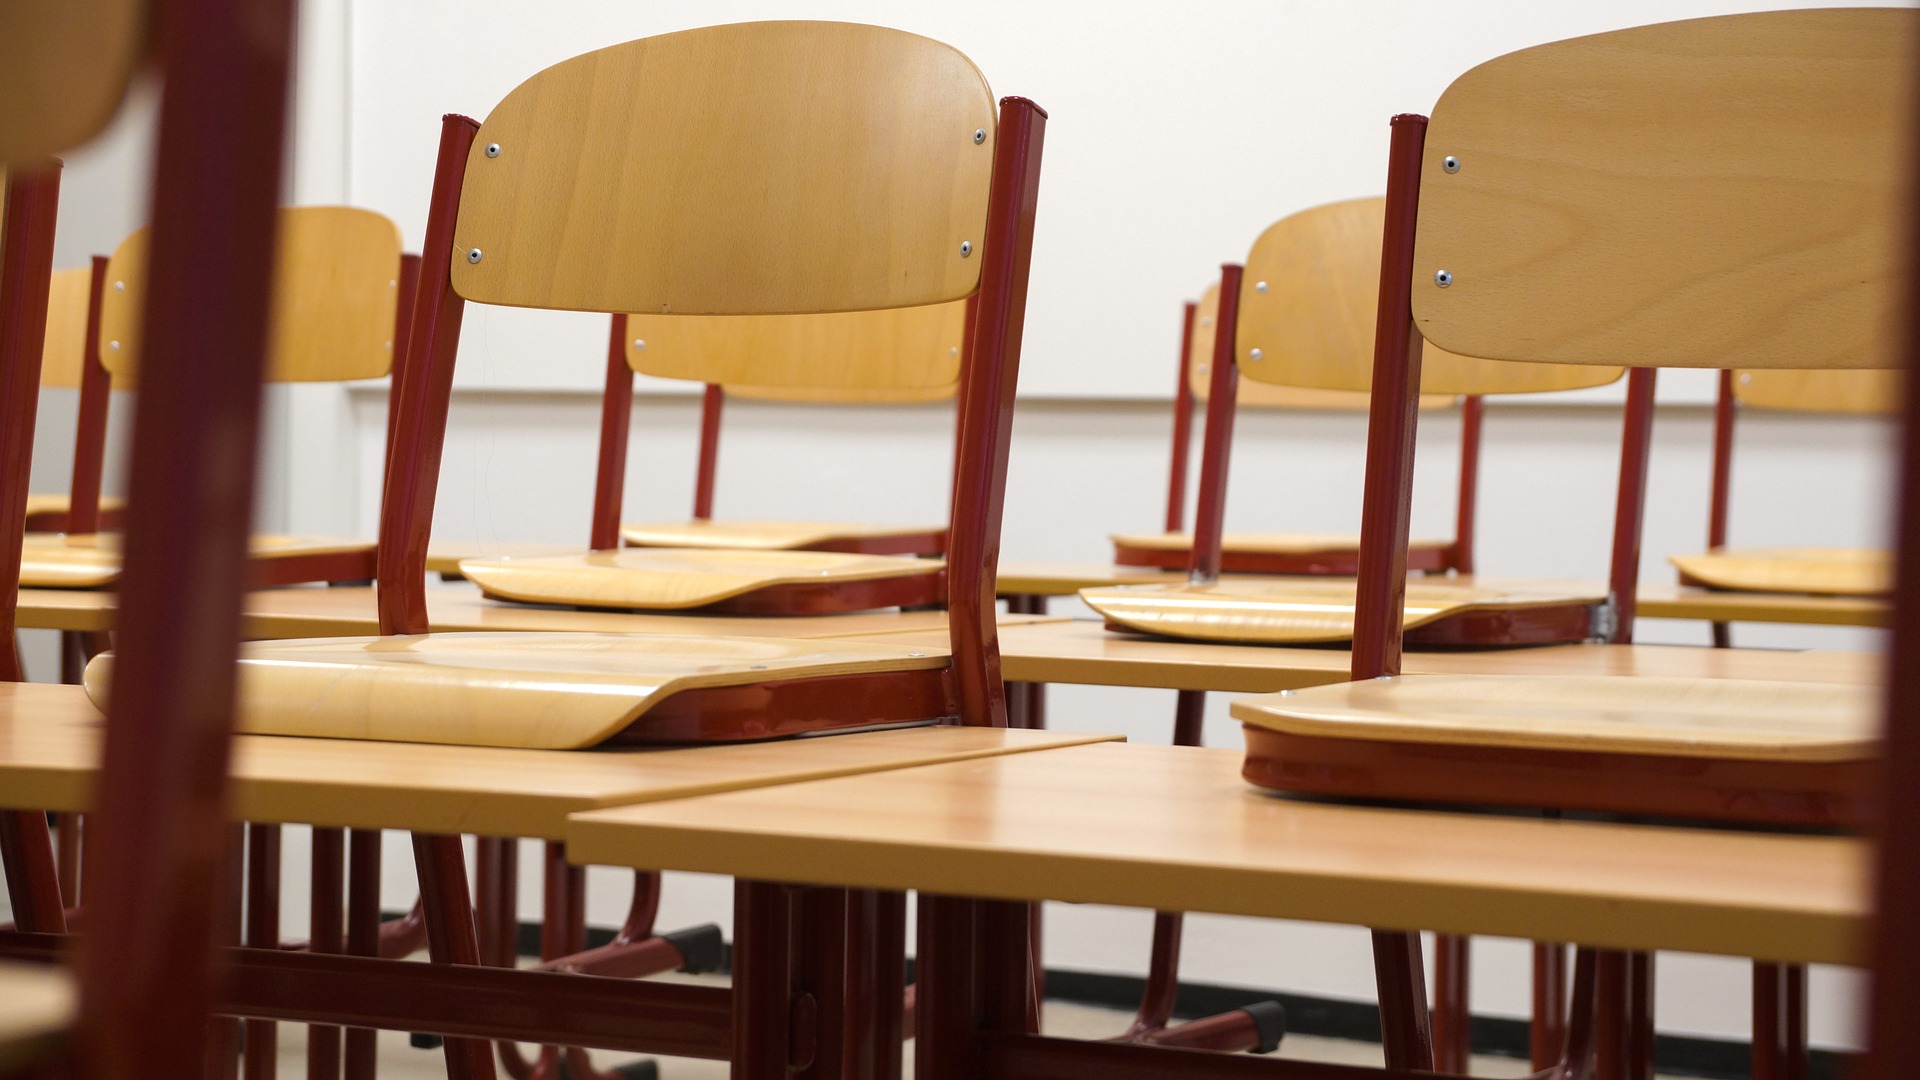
[
  {"left": 664, "top": 923, "right": 725, "bottom": 974},
  {"left": 1241, "top": 1000, "right": 1286, "bottom": 1055},
  {"left": 409, "top": 1033, "right": 443, "bottom": 1050}
]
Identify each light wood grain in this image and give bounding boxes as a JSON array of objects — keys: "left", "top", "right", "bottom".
[
  {"left": 16, "top": 533, "right": 374, "bottom": 589},
  {"left": 1235, "top": 198, "right": 1624, "bottom": 395},
  {"left": 0, "top": 961, "right": 71, "bottom": 1071},
  {"left": 84, "top": 632, "right": 949, "bottom": 750},
  {"left": 1234, "top": 675, "right": 1876, "bottom": 762},
  {"left": 723, "top": 381, "right": 955, "bottom": 404},
  {"left": 1080, "top": 577, "right": 1604, "bottom": 645},
  {"left": 100, "top": 206, "right": 402, "bottom": 385},
  {"left": 1188, "top": 282, "right": 1453, "bottom": 409},
  {"left": 459, "top": 549, "right": 942, "bottom": 610},
  {"left": 451, "top": 22, "right": 994, "bottom": 316},
  {"left": 11, "top": 583, "right": 1066, "bottom": 639},
  {"left": 994, "top": 561, "right": 1184, "bottom": 596},
  {"left": 39, "top": 266, "right": 96, "bottom": 389},
  {"left": 1670, "top": 548, "right": 1888, "bottom": 598},
  {"left": 1735, "top": 369, "right": 1900, "bottom": 415},
  {"left": 23, "top": 493, "right": 124, "bottom": 524},
  {"left": 857, "top": 619, "right": 1879, "bottom": 693},
  {"left": 627, "top": 301, "right": 967, "bottom": 391},
  {"left": 0, "top": 681, "right": 1113, "bottom": 838},
  {"left": 567, "top": 741, "right": 1865, "bottom": 964},
  {"left": 1413, "top": 9, "right": 1911, "bottom": 370},
  {"left": 1110, "top": 532, "right": 1449, "bottom": 557},
  {"left": 426, "top": 541, "right": 583, "bottom": 574},
  {"left": 0, "top": 0, "right": 144, "bottom": 164},
  {"left": 1637, "top": 582, "right": 1886, "bottom": 628},
  {"left": 620, "top": 520, "right": 943, "bottom": 551}
]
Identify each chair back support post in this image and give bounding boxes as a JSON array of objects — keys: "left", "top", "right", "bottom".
[
  {"left": 1708, "top": 369, "right": 1736, "bottom": 550},
  {"left": 692, "top": 382, "right": 722, "bottom": 520},
  {"left": 946, "top": 96, "right": 1046, "bottom": 729},
  {"left": 1164, "top": 300, "right": 1199, "bottom": 533},
  {"left": 66, "top": 254, "right": 113, "bottom": 536},
  {"left": 943, "top": 293, "right": 981, "bottom": 546},
  {"left": 0, "top": 162, "right": 62, "bottom": 675},
  {"left": 377, "top": 114, "right": 479, "bottom": 637},
  {"left": 74, "top": 0, "right": 296, "bottom": 1072},
  {"left": 1866, "top": 79, "right": 1920, "bottom": 1077},
  {"left": 1606, "top": 367, "right": 1657, "bottom": 644},
  {"left": 1188, "top": 265, "right": 1243, "bottom": 584},
  {"left": 589, "top": 313, "right": 633, "bottom": 550},
  {"left": 1351, "top": 114, "right": 1430, "bottom": 682},
  {"left": 1450, "top": 394, "right": 1482, "bottom": 574},
  {"left": 381, "top": 252, "right": 423, "bottom": 477}
]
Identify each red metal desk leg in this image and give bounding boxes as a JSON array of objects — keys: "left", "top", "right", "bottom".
[{"left": 245, "top": 824, "right": 283, "bottom": 1080}]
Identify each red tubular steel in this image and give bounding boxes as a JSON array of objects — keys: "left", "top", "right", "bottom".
[
  {"left": 915, "top": 895, "right": 982, "bottom": 1080},
  {"left": 1607, "top": 368, "right": 1658, "bottom": 645},
  {"left": 1371, "top": 928, "right": 1435, "bottom": 1071},
  {"left": 377, "top": 114, "right": 479, "bottom": 637},
  {"left": 694, "top": 383, "right": 723, "bottom": 520},
  {"left": 0, "top": 163, "right": 61, "bottom": 682},
  {"left": 71, "top": 2, "right": 295, "bottom": 1075},
  {"left": 795, "top": 888, "right": 851, "bottom": 1078},
  {"left": 378, "top": 900, "right": 428, "bottom": 959},
  {"left": 1547, "top": 948, "right": 1600, "bottom": 1080},
  {"left": 213, "top": 826, "right": 247, "bottom": 1080},
  {"left": 344, "top": 830, "right": 381, "bottom": 1080},
  {"left": 1431, "top": 933, "right": 1471, "bottom": 1073},
  {"left": 982, "top": 1033, "right": 1438, "bottom": 1080},
  {"left": 1628, "top": 952, "right": 1655, "bottom": 1080},
  {"left": 1350, "top": 114, "right": 1430, "bottom": 684},
  {"left": 1188, "top": 265, "right": 1243, "bottom": 585},
  {"left": 65, "top": 255, "right": 112, "bottom": 536},
  {"left": 733, "top": 882, "right": 798, "bottom": 1080},
  {"left": 1451, "top": 396, "right": 1483, "bottom": 575},
  {"left": 1165, "top": 301, "right": 1199, "bottom": 533},
  {"left": 1132, "top": 1012, "right": 1264, "bottom": 1053},
  {"left": 945, "top": 97, "right": 1047, "bottom": 731},
  {"left": 1708, "top": 369, "right": 1736, "bottom": 647},
  {"left": 843, "top": 889, "right": 907, "bottom": 1080},
  {"left": 1595, "top": 951, "right": 1627, "bottom": 1080},
  {"left": 54, "top": 815, "right": 80, "bottom": 908},
  {"left": 1122, "top": 913, "right": 1184, "bottom": 1038},
  {"left": 1531, "top": 944, "right": 1569, "bottom": 1070},
  {"left": 941, "top": 293, "right": 981, "bottom": 550},
  {"left": 412, "top": 833, "right": 497, "bottom": 1080},
  {"left": 1783, "top": 964, "right": 1807, "bottom": 1080},
  {"left": 307, "top": 827, "right": 345, "bottom": 1080},
  {"left": 588, "top": 314, "right": 633, "bottom": 550},
  {"left": 382, "top": 252, "right": 424, "bottom": 477},
  {"left": 244, "top": 825, "right": 283, "bottom": 1080},
  {"left": 1755, "top": 963, "right": 1783, "bottom": 1080}
]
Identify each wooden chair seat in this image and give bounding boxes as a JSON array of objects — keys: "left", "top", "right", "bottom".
[
  {"left": 620, "top": 519, "right": 945, "bottom": 556},
  {"left": 0, "top": 960, "right": 73, "bottom": 1072},
  {"left": 83, "top": 632, "right": 953, "bottom": 749},
  {"left": 22, "top": 492, "right": 124, "bottom": 531},
  {"left": 1234, "top": 675, "right": 1877, "bottom": 827},
  {"left": 457, "top": 548, "right": 946, "bottom": 615},
  {"left": 1111, "top": 530, "right": 1453, "bottom": 575},
  {"left": 1081, "top": 578, "right": 1606, "bottom": 647},
  {"left": 1670, "top": 547, "right": 1888, "bottom": 597},
  {"left": 17, "top": 532, "right": 376, "bottom": 589}
]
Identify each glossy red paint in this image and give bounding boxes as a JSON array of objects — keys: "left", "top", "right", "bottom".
[
  {"left": 1432, "top": 934, "right": 1471, "bottom": 1073},
  {"left": 61, "top": 256, "right": 112, "bottom": 537},
  {"left": 0, "top": 163, "right": 62, "bottom": 681},
  {"left": 604, "top": 668, "right": 952, "bottom": 745},
  {"left": 1187, "top": 264, "right": 1243, "bottom": 585},
  {"left": 243, "top": 825, "right": 282, "bottom": 1080},
  {"left": 589, "top": 314, "right": 633, "bottom": 551},
  {"left": 1111, "top": 539, "right": 1453, "bottom": 576},
  {"left": 307, "top": 826, "right": 345, "bottom": 1080},
  {"left": 1451, "top": 395, "right": 1483, "bottom": 575},
  {"left": 694, "top": 383, "right": 723, "bottom": 521},
  {"left": 1606, "top": 368, "right": 1657, "bottom": 645},
  {"left": 1350, "top": 115, "right": 1430, "bottom": 684},
  {"left": 412, "top": 832, "right": 497, "bottom": 1079},
  {"left": 1532, "top": 944, "right": 1569, "bottom": 1070},
  {"left": 382, "top": 253, "right": 424, "bottom": 479},
  {"left": 1165, "top": 300, "right": 1198, "bottom": 533}
]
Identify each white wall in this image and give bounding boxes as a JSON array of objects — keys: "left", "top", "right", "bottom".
[{"left": 19, "top": 0, "right": 1902, "bottom": 1057}]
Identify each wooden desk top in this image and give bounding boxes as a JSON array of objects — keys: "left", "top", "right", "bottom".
[
  {"left": 15, "top": 583, "right": 1062, "bottom": 641},
  {"left": 996, "top": 561, "right": 1182, "bottom": 596},
  {"left": 0, "top": 961, "right": 71, "bottom": 1071},
  {"left": 862, "top": 620, "right": 1880, "bottom": 693},
  {"left": 568, "top": 742, "right": 1865, "bottom": 965},
  {"left": 0, "top": 683, "right": 1115, "bottom": 839},
  {"left": 1636, "top": 582, "right": 1887, "bottom": 628}
]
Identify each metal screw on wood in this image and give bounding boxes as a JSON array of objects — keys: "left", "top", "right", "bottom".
[
  {"left": 973, "top": 129, "right": 985, "bottom": 144},
  {"left": 633, "top": 339, "right": 646, "bottom": 350},
  {"left": 1249, "top": 348, "right": 1263, "bottom": 360},
  {"left": 486, "top": 143, "right": 501, "bottom": 158},
  {"left": 960, "top": 241, "right": 973, "bottom": 257},
  {"left": 1255, "top": 281, "right": 1268, "bottom": 292},
  {"left": 1443, "top": 156, "right": 1460, "bottom": 173},
  {"left": 1434, "top": 269, "right": 1453, "bottom": 287},
  {"left": 467, "top": 249, "right": 483, "bottom": 264}
]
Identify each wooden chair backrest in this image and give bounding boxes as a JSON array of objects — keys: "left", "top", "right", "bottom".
[
  {"left": 0, "top": 0, "right": 145, "bottom": 165},
  {"left": 40, "top": 267, "right": 98, "bottom": 389},
  {"left": 449, "top": 22, "right": 996, "bottom": 319},
  {"left": 625, "top": 299, "right": 968, "bottom": 393},
  {"left": 1411, "top": 9, "right": 1910, "bottom": 372},
  {"left": 100, "top": 206, "right": 402, "bottom": 385},
  {"left": 1188, "top": 280, "right": 1457, "bottom": 409},
  {"left": 1238, "top": 197, "right": 1624, "bottom": 395},
  {"left": 1735, "top": 368, "right": 1901, "bottom": 416}
]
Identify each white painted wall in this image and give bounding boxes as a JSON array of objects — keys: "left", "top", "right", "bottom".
[{"left": 16, "top": 0, "right": 1901, "bottom": 1057}]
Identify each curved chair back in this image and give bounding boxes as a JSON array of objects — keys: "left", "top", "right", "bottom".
[
  {"left": 0, "top": 0, "right": 144, "bottom": 166},
  {"left": 99, "top": 206, "right": 404, "bottom": 385},
  {"left": 1354, "top": 8, "right": 1914, "bottom": 679},
  {"left": 1734, "top": 368, "right": 1901, "bottom": 415},
  {"left": 385, "top": 22, "right": 1045, "bottom": 729},
  {"left": 626, "top": 300, "right": 968, "bottom": 393}
]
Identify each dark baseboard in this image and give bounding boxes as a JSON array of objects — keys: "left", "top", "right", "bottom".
[{"left": 428, "top": 913, "right": 1845, "bottom": 1079}]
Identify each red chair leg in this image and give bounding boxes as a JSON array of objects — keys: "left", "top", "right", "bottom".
[
  {"left": 844, "top": 889, "right": 907, "bottom": 1080},
  {"left": 0, "top": 812, "right": 64, "bottom": 934},
  {"left": 308, "top": 827, "right": 344, "bottom": 1080},
  {"left": 1373, "top": 930, "right": 1435, "bottom": 1071},
  {"left": 1531, "top": 943, "right": 1569, "bottom": 1070},
  {"left": 244, "top": 824, "right": 282, "bottom": 1080},
  {"left": 1596, "top": 951, "right": 1629, "bottom": 1080},
  {"left": 343, "top": 830, "right": 381, "bottom": 1080},
  {"left": 1628, "top": 952, "right": 1655, "bottom": 1080},
  {"left": 1432, "top": 933, "right": 1472, "bottom": 1073},
  {"left": 210, "top": 825, "right": 246, "bottom": 1080},
  {"left": 411, "top": 833, "right": 497, "bottom": 1080}
]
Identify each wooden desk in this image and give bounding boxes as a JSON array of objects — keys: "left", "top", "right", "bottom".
[
  {"left": 568, "top": 741, "right": 1864, "bottom": 965},
  {"left": 0, "top": 961, "right": 72, "bottom": 1071},
  {"left": 996, "top": 561, "right": 1182, "bottom": 596},
  {"left": 14, "top": 583, "right": 1064, "bottom": 641},
  {"left": 1636, "top": 582, "right": 1888, "bottom": 629},
  {"left": 0, "top": 683, "right": 1115, "bottom": 839},
  {"left": 862, "top": 619, "right": 1879, "bottom": 693}
]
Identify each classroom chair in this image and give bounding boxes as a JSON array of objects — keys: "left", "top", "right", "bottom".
[
  {"left": 1081, "top": 197, "right": 1624, "bottom": 648},
  {"left": 1116, "top": 271, "right": 1467, "bottom": 576},
  {"left": 1676, "top": 367, "right": 1899, "bottom": 643},
  {"left": 73, "top": 21, "right": 1043, "bottom": 1080},
  {"left": 1231, "top": 9, "right": 1906, "bottom": 1077},
  {"left": 0, "top": 0, "right": 300, "bottom": 1077},
  {"left": 610, "top": 304, "right": 966, "bottom": 558},
  {"left": 23, "top": 263, "right": 121, "bottom": 535},
  {"left": 15, "top": 206, "right": 415, "bottom": 592}
]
